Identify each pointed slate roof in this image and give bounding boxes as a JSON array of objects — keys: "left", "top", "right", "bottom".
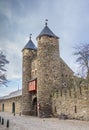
[
  {"left": 22, "top": 35, "right": 37, "bottom": 51},
  {"left": 37, "top": 20, "right": 59, "bottom": 39}
]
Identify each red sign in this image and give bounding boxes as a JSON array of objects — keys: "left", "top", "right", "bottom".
[{"left": 28, "top": 79, "right": 37, "bottom": 91}]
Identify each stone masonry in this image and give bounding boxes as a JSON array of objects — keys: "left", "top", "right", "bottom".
[
  {"left": 22, "top": 49, "right": 37, "bottom": 115},
  {"left": 0, "top": 94, "right": 22, "bottom": 114},
  {"left": 52, "top": 85, "right": 89, "bottom": 121},
  {"left": 37, "top": 36, "right": 61, "bottom": 117}
]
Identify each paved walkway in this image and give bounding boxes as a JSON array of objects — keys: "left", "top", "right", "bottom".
[{"left": 0, "top": 112, "right": 89, "bottom": 130}]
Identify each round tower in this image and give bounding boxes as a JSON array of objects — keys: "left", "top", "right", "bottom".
[
  {"left": 22, "top": 35, "right": 37, "bottom": 115},
  {"left": 37, "top": 20, "right": 61, "bottom": 117}
]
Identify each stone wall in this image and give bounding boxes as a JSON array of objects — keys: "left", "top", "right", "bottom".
[
  {"left": 0, "top": 96, "right": 22, "bottom": 114},
  {"left": 52, "top": 85, "right": 89, "bottom": 120},
  {"left": 60, "top": 58, "right": 73, "bottom": 87},
  {"left": 22, "top": 49, "right": 37, "bottom": 115},
  {"left": 37, "top": 36, "right": 61, "bottom": 117}
]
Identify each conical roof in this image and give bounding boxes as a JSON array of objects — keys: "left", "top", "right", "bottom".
[
  {"left": 22, "top": 36, "right": 37, "bottom": 51},
  {"left": 37, "top": 21, "right": 59, "bottom": 39}
]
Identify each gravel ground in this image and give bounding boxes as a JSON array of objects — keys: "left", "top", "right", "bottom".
[{"left": 0, "top": 112, "right": 89, "bottom": 130}]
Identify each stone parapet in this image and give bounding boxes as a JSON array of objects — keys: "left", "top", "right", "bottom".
[{"left": 52, "top": 85, "right": 89, "bottom": 120}]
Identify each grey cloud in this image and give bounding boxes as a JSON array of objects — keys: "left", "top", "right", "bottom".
[{"left": 0, "top": 0, "right": 89, "bottom": 82}]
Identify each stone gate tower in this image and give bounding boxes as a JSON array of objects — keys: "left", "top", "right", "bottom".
[
  {"left": 37, "top": 21, "right": 61, "bottom": 117},
  {"left": 22, "top": 35, "right": 37, "bottom": 115}
]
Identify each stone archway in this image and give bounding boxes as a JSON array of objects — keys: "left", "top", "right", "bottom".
[
  {"left": 12, "top": 102, "right": 15, "bottom": 114},
  {"left": 32, "top": 97, "right": 37, "bottom": 116}
]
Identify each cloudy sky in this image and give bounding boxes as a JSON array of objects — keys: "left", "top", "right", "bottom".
[{"left": 0, "top": 0, "right": 89, "bottom": 96}]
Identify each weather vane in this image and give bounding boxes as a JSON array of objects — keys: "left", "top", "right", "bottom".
[
  {"left": 29, "top": 34, "right": 32, "bottom": 40},
  {"left": 45, "top": 19, "right": 48, "bottom": 26}
]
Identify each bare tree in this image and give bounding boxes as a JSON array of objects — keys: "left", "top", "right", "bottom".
[
  {"left": 0, "top": 51, "right": 9, "bottom": 86},
  {"left": 74, "top": 43, "right": 89, "bottom": 79}
]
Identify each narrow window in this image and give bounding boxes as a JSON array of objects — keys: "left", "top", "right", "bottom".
[
  {"left": 80, "top": 87, "right": 82, "bottom": 95},
  {"left": 54, "top": 106, "right": 57, "bottom": 113},
  {"left": 65, "top": 75, "right": 67, "bottom": 77},
  {"left": 39, "top": 37, "right": 41, "bottom": 40},
  {"left": 61, "top": 74, "right": 64, "bottom": 77},
  {"left": 12, "top": 102, "right": 15, "bottom": 114},
  {"left": 74, "top": 105, "right": 77, "bottom": 113},
  {"left": 2, "top": 104, "right": 4, "bottom": 112},
  {"left": 69, "top": 89, "right": 71, "bottom": 96}
]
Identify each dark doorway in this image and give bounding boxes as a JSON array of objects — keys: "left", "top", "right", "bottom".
[
  {"left": 12, "top": 102, "right": 15, "bottom": 113},
  {"left": 32, "top": 97, "right": 37, "bottom": 116},
  {"left": 2, "top": 104, "right": 4, "bottom": 112}
]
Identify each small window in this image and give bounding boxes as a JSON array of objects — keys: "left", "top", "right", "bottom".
[
  {"left": 54, "top": 106, "right": 57, "bottom": 113},
  {"left": 80, "top": 87, "right": 82, "bottom": 95},
  {"left": 69, "top": 89, "right": 71, "bottom": 96},
  {"left": 74, "top": 105, "right": 77, "bottom": 113},
  {"left": 49, "top": 36, "right": 52, "bottom": 38},
  {"left": 65, "top": 75, "right": 67, "bottom": 77},
  {"left": 61, "top": 74, "right": 64, "bottom": 77},
  {"left": 39, "top": 37, "right": 41, "bottom": 40},
  {"left": 12, "top": 102, "right": 15, "bottom": 114},
  {"left": 2, "top": 104, "right": 4, "bottom": 112}
]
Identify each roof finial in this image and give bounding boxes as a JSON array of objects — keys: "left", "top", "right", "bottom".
[
  {"left": 45, "top": 19, "right": 48, "bottom": 26},
  {"left": 29, "top": 34, "right": 32, "bottom": 40}
]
